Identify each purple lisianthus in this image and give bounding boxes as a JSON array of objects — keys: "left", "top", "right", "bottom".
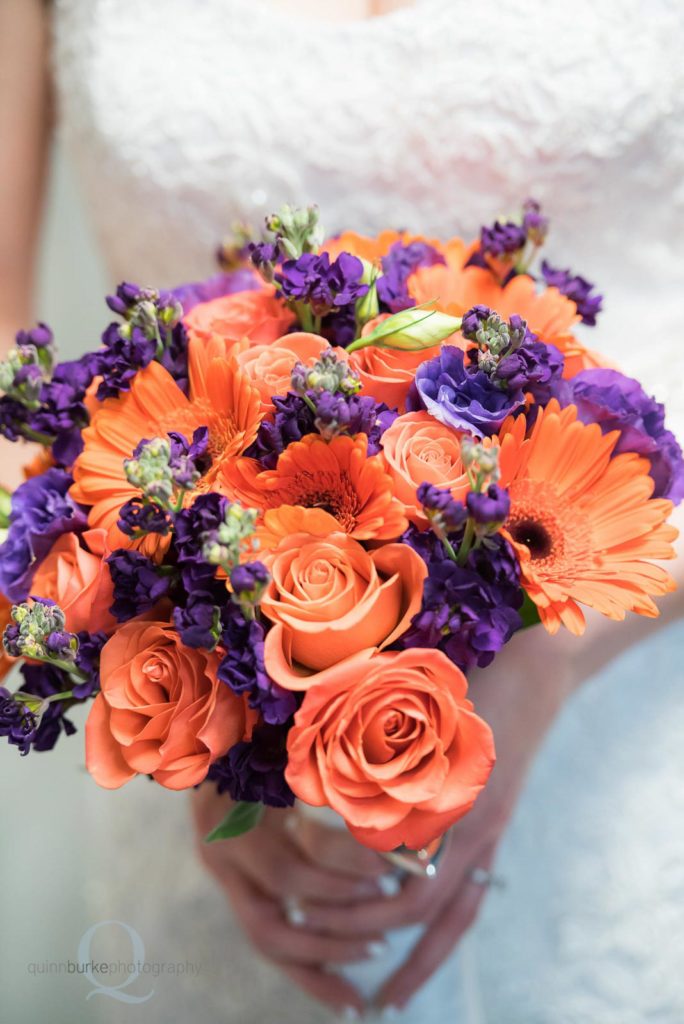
[
  {"left": 466, "top": 484, "right": 511, "bottom": 524},
  {"left": 0, "top": 469, "right": 87, "bottom": 602},
  {"left": 207, "top": 723, "right": 295, "bottom": 808},
  {"left": 275, "top": 251, "right": 368, "bottom": 317},
  {"left": 541, "top": 260, "right": 603, "bottom": 326},
  {"left": 398, "top": 526, "right": 523, "bottom": 672},
  {"left": 107, "top": 549, "right": 172, "bottom": 622},
  {"left": 570, "top": 369, "right": 684, "bottom": 503},
  {"left": 219, "top": 610, "right": 297, "bottom": 726},
  {"left": 377, "top": 241, "right": 446, "bottom": 313},
  {"left": 413, "top": 346, "right": 526, "bottom": 437}
]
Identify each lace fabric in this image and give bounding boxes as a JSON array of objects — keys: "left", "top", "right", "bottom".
[{"left": 49, "top": 2, "right": 684, "bottom": 1020}]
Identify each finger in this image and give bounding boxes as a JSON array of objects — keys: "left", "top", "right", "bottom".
[
  {"left": 221, "top": 865, "right": 387, "bottom": 967},
  {"left": 287, "top": 815, "right": 389, "bottom": 880},
  {"left": 303, "top": 872, "right": 444, "bottom": 936},
  {"left": 237, "top": 846, "right": 384, "bottom": 904},
  {"left": 376, "top": 845, "right": 497, "bottom": 1011},
  {"left": 280, "top": 964, "right": 365, "bottom": 1016}
]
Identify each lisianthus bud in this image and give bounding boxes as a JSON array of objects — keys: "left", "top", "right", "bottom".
[{"left": 347, "top": 307, "right": 462, "bottom": 353}]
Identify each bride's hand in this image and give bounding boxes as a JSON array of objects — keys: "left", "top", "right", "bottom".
[
  {"left": 191, "top": 786, "right": 390, "bottom": 1015},
  {"left": 299, "top": 626, "right": 579, "bottom": 1014}
]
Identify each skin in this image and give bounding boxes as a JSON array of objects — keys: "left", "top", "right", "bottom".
[{"left": 5, "top": 0, "right": 684, "bottom": 1015}]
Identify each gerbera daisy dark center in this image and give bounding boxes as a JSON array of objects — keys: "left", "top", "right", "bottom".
[{"left": 509, "top": 519, "right": 553, "bottom": 560}]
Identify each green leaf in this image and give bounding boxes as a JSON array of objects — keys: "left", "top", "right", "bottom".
[
  {"left": 519, "top": 591, "right": 541, "bottom": 630},
  {"left": 204, "top": 801, "right": 265, "bottom": 843}
]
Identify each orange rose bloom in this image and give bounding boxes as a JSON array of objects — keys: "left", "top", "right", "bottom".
[
  {"left": 261, "top": 531, "right": 427, "bottom": 689},
  {"left": 234, "top": 332, "right": 334, "bottom": 413},
  {"left": 31, "top": 529, "right": 116, "bottom": 635},
  {"left": 380, "top": 411, "right": 472, "bottom": 526},
  {"left": 183, "top": 286, "right": 295, "bottom": 347},
  {"left": 86, "top": 618, "right": 256, "bottom": 790},
  {"left": 285, "top": 648, "right": 495, "bottom": 852}
]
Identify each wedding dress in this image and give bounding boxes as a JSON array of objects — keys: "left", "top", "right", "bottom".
[{"left": 50, "top": 0, "right": 684, "bottom": 1020}]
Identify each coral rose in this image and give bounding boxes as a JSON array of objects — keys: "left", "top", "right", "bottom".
[
  {"left": 31, "top": 529, "right": 116, "bottom": 635},
  {"left": 380, "top": 411, "right": 472, "bottom": 526},
  {"left": 86, "top": 619, "right": 255, "bottom": 790},
  {"left": 262, "top": 531, "right": 427, "bottom": 689},
  {"left": 285, "top": 647, "right": 495, "bottom": 851},
  {"left": 0, "top": 591, "right": 15, "bottom": 681},
  {"left": 234, "top": 332, "right": 335, "bottom": 413},
  {"left": 183, "top": 287, "right": 295, "bottom": 347}
]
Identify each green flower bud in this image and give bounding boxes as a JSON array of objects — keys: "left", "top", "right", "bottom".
[{"left": 346, "top": 307, "right": 462, "bottom": 354}]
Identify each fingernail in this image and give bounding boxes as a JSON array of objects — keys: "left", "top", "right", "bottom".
[
  {"left": 366, "top": 939, "right": 389, "bottom": 959},
  {"left": 341, "top": 1008, "right": 360, "bottom": 1022},
  {"left": 377, "top": 873, "right": 402, "bottom": 898}
]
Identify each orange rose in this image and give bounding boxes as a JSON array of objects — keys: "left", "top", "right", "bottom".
[
  {"left": 183, "top": 287, "right": 295, "bottom": 347},
  {"left": 380, "top": 411, "right": 472, "bottom": 526},
  {"left": 262, "top": 530, "right": 427, "bottom": 689},
  {"left": 86, "top": 618, "right": 256, "bottom": 790},
  {"left": 285, "top": 647, "right": 495, "bottom": 852},
  {"left": 234, "top": 332, "right": 334, "bottom": 413},
  {"left": 31, "top": 529, "right": 116, "bottom": 635}
]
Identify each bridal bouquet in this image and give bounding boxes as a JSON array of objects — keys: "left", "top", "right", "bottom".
[{"left": 1, "top": 202, "right": 681, "bottom": 853}]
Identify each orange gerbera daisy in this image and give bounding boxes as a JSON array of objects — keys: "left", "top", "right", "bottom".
[
  {"left": 495, "top": 402, "right": 678, "bottom": 635},
  {"left": 410, "top": 259, "right": 605, "bottom": 377},
  {"left": 70, "top": 340, "right": 262, "bottom": 557},
  {"left": 220, "top": 433, "right": 408, "bottom": 540}
]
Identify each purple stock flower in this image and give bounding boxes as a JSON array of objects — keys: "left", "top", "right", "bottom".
[
  {"left": 17, "top": 662, "right": 78, "bottom": 752},
  {"left": 521, "top": 199, "right": 549, "bottom": 245},
  {"left": 107, "top": 549, "right": 172, "bottom": 621},
  {"left": 219, "top": 611, "right": 297, "bottom": 725},
  {"left": 16, "top": 323, "right": 54, "bottom": 350},
  {"left": 173, "top": 594, "right": 222, "bottom": 650},
  {"left": 118, "top": 499, "right": 172, "bottom": 537},
  {"left": 413, "top": 346, "right": 526, "bottom": 437},
  {"left": 541, "top": 260, "right": 603, "bottom": 326},
  {"left": 478, "top": 221, "right": 527, "bottom": 260},
  {"left": 96, "top": 324, "right": 157, "bottom": 400},
  {"left": 377, "top": 241, "right": 446, "bottom": 313},
  {"left": 417, "top": 482, "right": 469, "bottom": 532},
  {"left": 0, "top": 469, "right": 87, "bottom": 602},
  {"left": 398, "top": 526, "right": 523, "bottom": 672},
  {"left": 207, "top": 723, "right": 295, "bottom": 808},
  {"left": 168, "top": 427, "right": 211, "bottom": 487},
  {"left": 230, "top": 561, "right": 270, "bottom": 595},
  {"left": 33, "top": 354, "right": 98, "bottom": 465},
  {"left": 276, "top": 251, "right": 368, "bottom": 316},
  {"left": 245, "top": 391, "right": 396, "bottom": 469},
  {"left": 73, "top": 630, "right": 107, "bottom": 699},
  {"left": 0, "top": 687, "right": 38, "bottom": 756},
  {"left": 466, "top": 484, "right": 511, "bottom": 524},
  {"left": 173, "top": 493, "right": 228, "bottom": 590},
  {"left": 570, "top": 369, "right": 684, "bottom": 503}
]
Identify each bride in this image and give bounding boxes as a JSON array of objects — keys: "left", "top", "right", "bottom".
[{"left": 2, "top": 0, "right": 684, "bottom": 1021}]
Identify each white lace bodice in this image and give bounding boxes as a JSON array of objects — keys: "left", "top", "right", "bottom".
[
  {"left": 53, "top": 0, "right": 684, "bottom": 426},
  {"left": 48, "top": 4, "right": 684, "bottom": 1023}
]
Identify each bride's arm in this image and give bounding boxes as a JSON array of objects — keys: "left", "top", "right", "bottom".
[{"left": 0, "top": 0, "right": 53, "bottom": 483}]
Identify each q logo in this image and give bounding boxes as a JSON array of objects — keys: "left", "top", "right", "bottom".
[{"left": 77, "top": 920, "right": 154, "bottom": 1003}]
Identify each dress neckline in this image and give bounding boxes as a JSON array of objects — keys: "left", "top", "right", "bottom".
[{"left": 241, "top": 0, "right": 443, "bottom": 34}]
